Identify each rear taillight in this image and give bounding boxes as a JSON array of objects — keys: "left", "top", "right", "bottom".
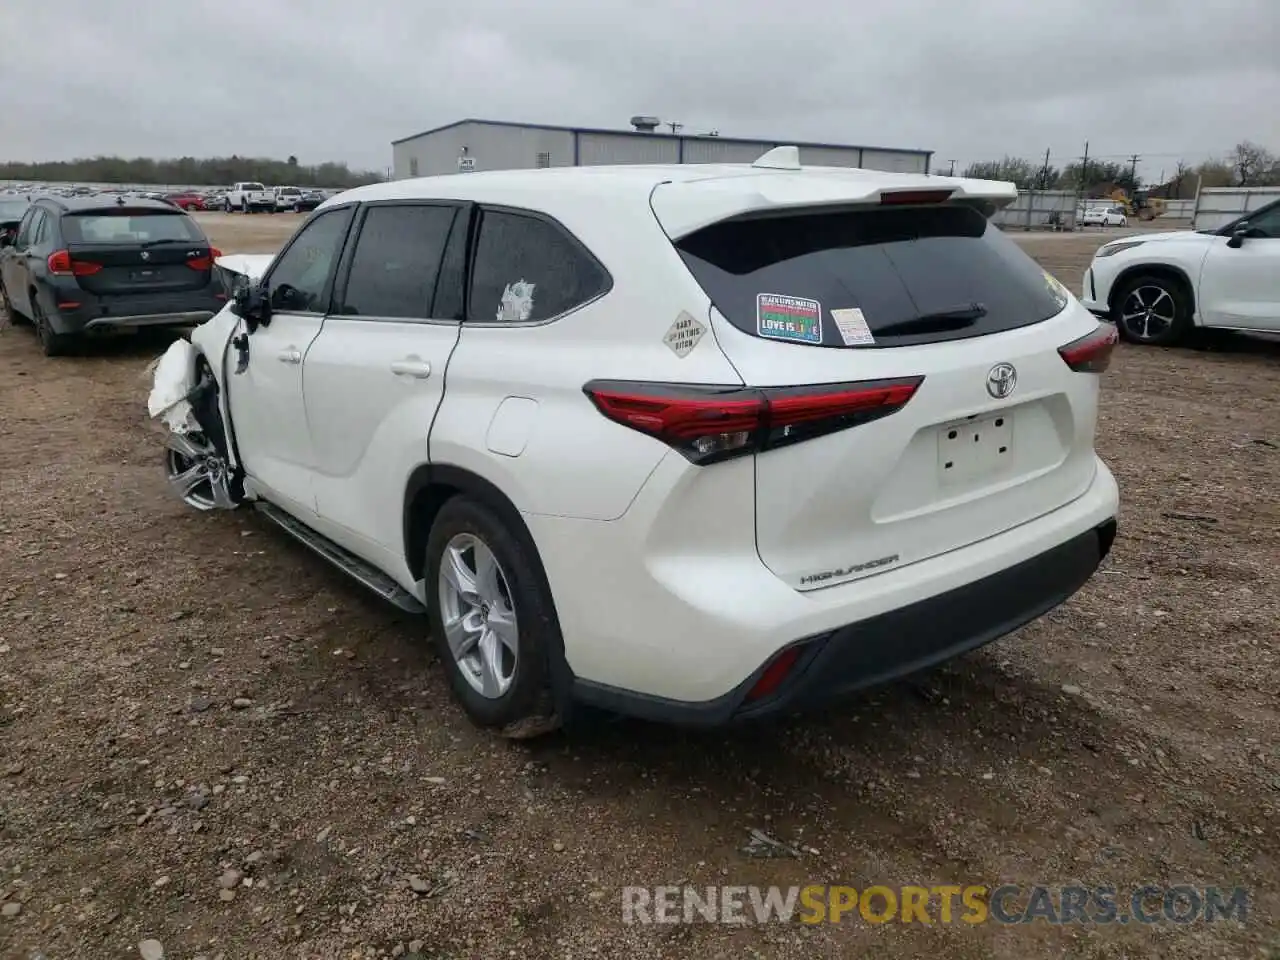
[
  {"left": 583, "top": 376, "right": 923, "bottom": 465},
  {"left": 47, "top": 250, "right": 101, "bottom": 276},
  {"left": 187, "top": 247, "right": 221, "bottom": 271},
  {"left": 1058, "top": 324, "right": 1118, "bottom": 373}
]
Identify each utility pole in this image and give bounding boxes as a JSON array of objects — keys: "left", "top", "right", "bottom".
[
  {"left": 1127, "top": 153, "right": 1141, "bottom": 192},
  {"left": 666, "top": 121, "right": 683, "bottom": 135},
  {"left": 1039, "top": 147, "right": 1052, "bottom": 189},
  {"left": 1074, "top": 141, "right": 1089, "bottom": 227},
  {"left": 946, "top": 159, "right": 957, "bottom": 176}
]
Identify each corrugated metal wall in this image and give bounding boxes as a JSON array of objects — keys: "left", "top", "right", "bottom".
[
  {"left": 681, "top": 139, "right": 770, "bottom": 164},
  {"left": 577, "top": 132, "right": 679, "bottom": 166},
  {"left": 798, "top": 146, "right": 864, "bottom": 168},
  {"left": 394, "top": 123, "right": 931, "bottom": 177},
  {"left": 394, "top": 123, "right": 576, "bottom": 178},
  {"left": 1191, "top": 186, "right": 1280, "bottom": 231},
  {"left": 860, "top": 149, "right": 928, "bottom": 173}
]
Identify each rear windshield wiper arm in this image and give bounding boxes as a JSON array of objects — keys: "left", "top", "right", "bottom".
[{"left": 875, "top": 302, "right": 988, "bottom": 336}]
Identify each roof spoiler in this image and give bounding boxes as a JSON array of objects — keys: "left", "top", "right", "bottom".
[{"left": 653, "top": 155, "right": 1019, "bottom": 239}]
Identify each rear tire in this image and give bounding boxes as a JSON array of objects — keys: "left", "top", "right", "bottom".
[
  {"left": 31, "top": 299, "right": 76, "bottom": 357},
  {"left": 425, "top": 496, "right": 561, "bottom": 736},
  {"left": 1112, "top": 274, "right": 1192, "bottom": 346}
]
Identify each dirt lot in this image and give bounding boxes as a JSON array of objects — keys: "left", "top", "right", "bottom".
[{"left": 0, "top": 213, "right": 1276, "bottom": 960}]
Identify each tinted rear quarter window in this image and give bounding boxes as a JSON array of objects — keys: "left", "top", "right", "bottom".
[
  {"left": 676, "top": 204, "right": 1068, "bottom": 348},
  {"left": 338, "top": 204, "right": 457, "bottom": 319},
  {"left": 468, "top": 209, "right": 609, "bottom": 323},
  {"left": 62, "top": 212, "right": 204, "bottom": 244}
]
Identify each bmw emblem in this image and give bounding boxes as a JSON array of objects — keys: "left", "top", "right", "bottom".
[
  {"left": 140, "top": 250, "right": 151, "bottom": 261},
  {"left": 986, "top": 362, "right": 1017, "bottom": 399}
]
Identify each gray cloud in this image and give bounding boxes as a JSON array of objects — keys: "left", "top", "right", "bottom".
[{"left": 1, "top": 0, "right": 1276, "bottom": 180}]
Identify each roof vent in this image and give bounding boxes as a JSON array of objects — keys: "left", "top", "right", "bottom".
[
  {"left": 630, "top": 115, "right": 661, "bottom": 132},
  {"left": 752, "top": 145, "right": 802, "bottom": 170}
]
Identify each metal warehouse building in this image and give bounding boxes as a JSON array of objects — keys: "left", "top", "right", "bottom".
[{"left": 391, "top": 118, "right": 933, "bottom": 179}]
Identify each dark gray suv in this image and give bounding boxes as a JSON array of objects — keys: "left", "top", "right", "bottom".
[{"left": 0, "top": 195, "right": 226, "bottom": 355}]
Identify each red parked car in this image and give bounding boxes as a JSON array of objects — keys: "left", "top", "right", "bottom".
[{"left": 164, "top": 192, "right": 206, "bottom": 211}]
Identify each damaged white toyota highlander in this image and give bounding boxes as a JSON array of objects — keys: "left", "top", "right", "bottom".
[{"left": 147, "top": 148, "right": 1119, "bottom": 735}]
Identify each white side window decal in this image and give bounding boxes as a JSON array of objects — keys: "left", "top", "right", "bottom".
[{"left": 497, "top": 280, "right": 536, "bottom": 323}]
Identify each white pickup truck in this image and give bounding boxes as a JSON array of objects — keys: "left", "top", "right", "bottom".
[{"left": 224, "top": 182, "right": 275, "bottom": 214}]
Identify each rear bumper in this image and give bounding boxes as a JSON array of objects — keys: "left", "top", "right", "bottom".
[
  {"left": 83, "top": 310, "right": 216, "bottom": 330},
  {"left": 571, "top": 519, "right": 1115, "bottom": 725},
  {"left": 532, "top": 454, "right": 1120, "bottom": 724},
  {"left": 737, "top": 517, "right": 1114, "bottom": 721},
  {"left": 48, "top": 288, "right": 224, "bottom": 334}
]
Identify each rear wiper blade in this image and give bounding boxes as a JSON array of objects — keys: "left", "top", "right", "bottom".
[
  {"left": 138, "top": 238, "right": 194, "bottom": 248},
  {"left": 875, "top": 302, "right": 988, "bottom": 336}
]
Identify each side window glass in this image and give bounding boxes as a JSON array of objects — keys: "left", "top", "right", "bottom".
[
  {"left": 338, "top": 205, "right": 456, "bottom": 319},
  {"left": 1245, "top": 204, "right": 1280, "bottom": 239},
  {"left": 16, "top": 209, "right": 40, "bottom": 247},
  {"left": 266, "top": 207, "right": 353, "bottom": 313},
  {"left": 467, "top": 210, "right": 608, "bottom": 323},
  {"left": 33, "top": 211, "right": 54, "bottom": 247}
]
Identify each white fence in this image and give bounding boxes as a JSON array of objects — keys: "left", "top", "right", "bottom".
[
  {"left": 991, "top": 189, "right": 1078, "bottom": 231},
  {"left": 1163, "top": 198, "right": 1196, "bottom": 219},
  {"left": 1191, "top": 187, "right": 1280, "bottom": 231}
]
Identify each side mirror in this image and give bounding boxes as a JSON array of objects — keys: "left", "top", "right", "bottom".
[
  {"left": 231, "top": 280, "right": 271, "bottom": 332},
  {"left": 1226, "top": 224, "right": 1249, "bottom": 248}
]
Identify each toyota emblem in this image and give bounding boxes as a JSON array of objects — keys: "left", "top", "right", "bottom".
[{"left": 986, "top": 362, "right": 1017, "bottom": 399}]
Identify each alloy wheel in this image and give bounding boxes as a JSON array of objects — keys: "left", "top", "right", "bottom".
[
  {"left": 164, "top": 431, "right": 236, "bottom": 510},
  {"left": 437, "top": 533, "right": 520, "bottom": 699},
  {"left": 1119, "top": 285, "right": 1176, "bottom": 342}
]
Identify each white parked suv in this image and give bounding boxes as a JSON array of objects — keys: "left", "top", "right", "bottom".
[
  {"left": 1082, "top": 197, "right": 1280, "bottom": 345},
  {"left": 273, "top": 186, "right": 304, "bottom": 211},
  {"left": 148, "top": 150, "right": 1120, "bottom": 734}
]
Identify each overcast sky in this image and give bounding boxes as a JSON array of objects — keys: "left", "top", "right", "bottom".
[{"left": 1, "top": 0, "right": 1276, "bottom": 181}]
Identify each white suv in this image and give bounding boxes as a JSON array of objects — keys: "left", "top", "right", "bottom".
[
  {"left": 273, "top": 186, "right": 303, "bottom": 211},
  {"left": 1081, "top": 197, "right": 1280, "bottom": 345},
  {"left": 148, "top": 152, "right": 1120, "bottom": 734}
]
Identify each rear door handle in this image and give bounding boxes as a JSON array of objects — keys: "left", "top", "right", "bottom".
[
  {"left": 277, "top": 348, "right": 302, "bottom": 364},
  {"left": 389, "top": 358, "right": 432, "bottom": 379}
]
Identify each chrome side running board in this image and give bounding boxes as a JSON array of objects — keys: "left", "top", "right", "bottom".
[{"left": 253, "top": 501, "right": 427, "bottom": 614}]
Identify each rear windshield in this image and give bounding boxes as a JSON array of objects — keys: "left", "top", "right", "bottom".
[
  {"left": 242, "top": 183, "right": 266, "bottom": 192},
  {"left": 676, "top": 204, "right": 1069, "bottom": 348},
  {"left": 63, "top": 211, "right": 205, "bottom": 244}
]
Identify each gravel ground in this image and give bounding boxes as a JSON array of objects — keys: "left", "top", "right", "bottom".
[{"left": 0, "top": 214, "right": 1276, "bottom": 960}]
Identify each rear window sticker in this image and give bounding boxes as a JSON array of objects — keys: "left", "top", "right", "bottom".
[
  {"left": 497, "top": 280, "right": 536, "bottom": 322},
  {"left": 831, "top": 307, "right": 876, "bottom": 346},
  {"left": 1042, "top": 270, "right": 1070, "bottom": 310},
  {"left": 757, "top": 293, "right": 822, "bottom": 344},
  {"left": 663, "top": 310, "right": 706, "bottom": 358}
]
